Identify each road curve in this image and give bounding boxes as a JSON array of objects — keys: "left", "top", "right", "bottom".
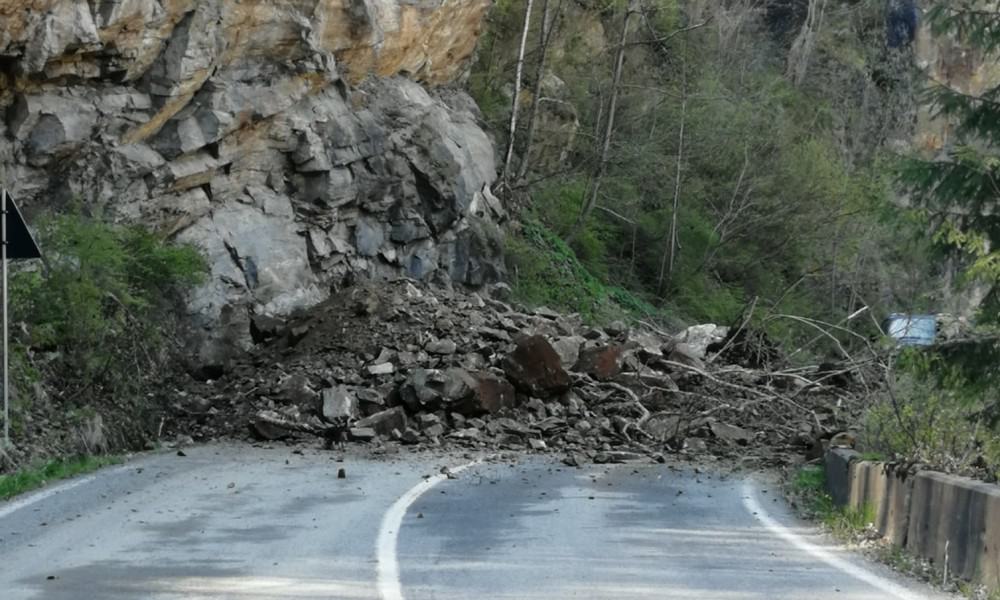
[{"left": 0, "top": 445, "right": 953, "bottom": 600}]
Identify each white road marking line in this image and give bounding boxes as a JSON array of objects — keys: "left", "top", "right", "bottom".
[
  {"left": 0, "top": 464, "right": 130, "bottom": 520},
  {"left": 376, "top": 459, "right": 484, "bottom": 600},
  {"left": 741, "top": 481, "right": 928, "bottom": 600}
]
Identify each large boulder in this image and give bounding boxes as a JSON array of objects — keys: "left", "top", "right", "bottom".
[
  {"left": 320, "top": 386, "right": 359, "bottom": 423},
  {"left": 503, "top": 335, "right": 572, "bottom": 397},
  {"left": 458, "top": 374, "right": 518, "bottom": 416},
  {"left": 573, "top": 344, "right": 624, "bottom": 381}
]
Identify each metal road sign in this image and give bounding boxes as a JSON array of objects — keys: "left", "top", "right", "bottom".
[
  {"left": 1, "top": 187, "right": 43, "bottom": 448},
  {"left": 3, "top": 191, "right": 41, "bottom": 259}
]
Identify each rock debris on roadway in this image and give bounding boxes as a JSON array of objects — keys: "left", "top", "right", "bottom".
[{"left": 165, "top": 280, "right": 860, "bottom": 467}]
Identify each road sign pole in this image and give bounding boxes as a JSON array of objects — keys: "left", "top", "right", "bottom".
[{"left": 2, "top": 187, "right": 8, "bottom": 448}]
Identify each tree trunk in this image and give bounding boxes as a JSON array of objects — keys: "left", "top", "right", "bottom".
[
  {"left": 515, "top": 0, "right": 556, "bottom": 184},
  {"left": 571, "top": 5, "right": 635, "bottom": 240},
  {"left": 501, "top": 0, "right": 536, "bottom": 188},
  {"left": 786, "top": 0, "right": 827, "bottom": 86},
  {"left": 658, "top": 53, "right": 688, "bottom": 294}
]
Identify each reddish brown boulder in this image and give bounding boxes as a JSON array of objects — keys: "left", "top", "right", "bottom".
[
  {"left": 474, "top": 374, "right": 518, "bottom": 413},
  {"left": 573, "top": 344, "right": 624, "bottom": 381},
  {"left": 453, "top": 374, "right": 517, "bottom": 416},
  {"left": 503, "top": 335, "right": 572, "bottom": 397}
]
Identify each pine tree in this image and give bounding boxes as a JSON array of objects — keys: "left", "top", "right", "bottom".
[{"left": 896, "top": 2, "right": 1000, "bottom": 379}]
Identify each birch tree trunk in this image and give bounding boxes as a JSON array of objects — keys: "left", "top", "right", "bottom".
[
  {"left": 515, "top": 0, "right": 556, "bottom": 184},
  {"left": 658, "top": 56, "right": 687, "bottom": 294},
  {"left": 786, "top": 0, "right": 827, "bottom": 86},
  {"left": 501, "top": 0, "right": 536, "bottom": 188}
]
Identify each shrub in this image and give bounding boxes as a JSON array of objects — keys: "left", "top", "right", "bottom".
[
  {"left": 9, "top": 213, "right": 207, "bottom": 408},
  {"left": 861, "top": 350, "right": 1000, "bottom": 480}
]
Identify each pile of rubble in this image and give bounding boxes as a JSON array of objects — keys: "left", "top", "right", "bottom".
[{"left": 165, "top": 280, "right": 860, "bottom": 466}]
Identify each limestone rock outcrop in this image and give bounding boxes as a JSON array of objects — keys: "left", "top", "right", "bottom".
[{"left": 0, "top": 0, "right": 504, "bottom": 366}]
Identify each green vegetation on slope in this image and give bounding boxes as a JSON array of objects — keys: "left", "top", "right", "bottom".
[
  {"left": 506, "top": 216, "right": 672, "bottom": 325},
  {"left": 475, "top": 0, "right": 939, "bottom": 352},
  {"left": 4, "top": 213, "right": 206, "bottom": 453}
]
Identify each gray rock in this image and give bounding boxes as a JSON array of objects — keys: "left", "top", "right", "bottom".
[
  {"left": 525, "top": 398, "right": 547, "bottom": 419},
  {"left": 630, "top": 332, "right": 664, "bottom": 358},
  {"left": 399, "top": 369, "right": 444, "bottom": 411},
  {"left": 710, "top": 422, "right": 752, "bottom": 444},
  {"left": 367, "top": 363, "right": 395, "bottom": 376},
  {"left": 250, "top": 314, "right": 285, "bottom": 343},
  {"left": 355, "top": 407, "right": 408, "bottom": 437},
  {"left": 605, "top": 321, "right": 628, "bottom": 337},
  {"left": 356, "top": 218, "right": 386, "bottom": 257},
  {"left": 642, "top": 414, "right": 683, "bottom": 442},
  {"left": 349, "top": 427, "right": 377, "bottom": 441},
  {"left": 533, "top": 306, "right": 561, "bottom": 320},
  {"left": 529, "top": 439, "right": 547, "bottom": 451},
  {"left": 251, "top": 416, "right": 291, "bottom": 441},
  {"left": 424, "top": 423, "right": 446, "bottom": 438},
  {"left": 667, "top": 343, "right": 706, "bottom": 371},
  {"left": 489, "top": 282, "right": 514, "bottom": 301},
  {"left": 426, "top": 339, "right": 458, "bottom": 355},
  {"left": 417, "top": 413, "right": 442, "bottom": 427},
  {"left": 1, "top": 6, "right": 505, "bottom": 363},
  {"left": 276, "top": 373, "right": 313, "bottom": 405},
  {"left": 441, "top": 368, "right": 477, "bottom": 401},
  {"left": 357, "top": 388, "right": 386, "bottom": 412},
  {"left": 676, "top": 324, "right": 729, "bottom": 359},
  {"left": 552, "top": 336, "right": 585, "bottom": 370},
  {"left": 321, "top": 386, "right": 359, "bottom": 423},
  {"left": 683, "top": 438, "right": 708, "bottom": 453}
]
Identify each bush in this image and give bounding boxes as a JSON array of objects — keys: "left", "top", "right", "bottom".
[
  {"left": 861, "top": 350, "right": 1000, "bottom": 480},
  {"left": 9, "top": 213, "right": 206, "bottom": 407}
]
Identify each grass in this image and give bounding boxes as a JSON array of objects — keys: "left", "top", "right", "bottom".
[
  {"left": 789, "top": 464, "right": 876, "bottom": 535},
  {"left": 791, "top": 464, "right": 836, "bottom": 519},
  {"left": 0, "top": 455, "right": 122, "bottom": 501},
  {"left": 859, "top": 451, "right": 887, "bottom": 462},
  {"left": 505, "top": 217, "right": 674, "bottom": 325}
]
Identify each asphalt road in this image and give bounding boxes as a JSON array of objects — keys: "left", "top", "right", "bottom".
[{"left": 0, "top": 445, "right": 954, "bottom": 600}]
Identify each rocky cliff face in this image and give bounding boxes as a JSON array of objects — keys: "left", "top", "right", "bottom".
[{"left": 0, "top": 0, "right": 505, "bottom": 367}]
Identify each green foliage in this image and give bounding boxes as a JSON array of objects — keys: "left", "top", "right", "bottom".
[
  {"left": 824, "top": 503, "right": 877, "bottom": 539},
  {"left": 505, "top": 216, "right": 666, "bottom": 324},
  {"left": 890, "top": 4, "right": 1000, "bottom": 452},
  {"left": 790, "top": 465, "right": 836, "bottom": 520},
  {"left": 791, "top": 465, "right": 878, "bottom": 538},
  {"left": 862, "top": 349, "right": 1000, "bottom": 478},
  {"left": 0, "top": 455, "right": 122, "bottom": 501},
  {"left": 9, "top": 213, "right": 206, "bottom": 407},
  {"left": 533, "top": 178, "right": 613, "bottom": 279},
  {"left": 476, "top": 0, "right": 940, "bottom": 354},
  {"left": 926, "top": 3, "right": 1000, "bottom": 54},
  {"left": 900, "top": 4, "right": 1000, "bottom": 301}
]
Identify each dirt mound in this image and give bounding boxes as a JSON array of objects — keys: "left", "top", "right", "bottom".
[{"left": 163, "top": 280, "right": 861, "bottom": 467}]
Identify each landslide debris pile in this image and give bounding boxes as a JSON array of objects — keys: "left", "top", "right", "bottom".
[{"left": 167, "top": 281, "right": 860, "bottom": 466}]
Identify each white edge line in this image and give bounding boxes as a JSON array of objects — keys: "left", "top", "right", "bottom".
[
  {"left": 0, "top": 464, "right": 131, "bottom": 520},
  {"left": 741, "top": 480, "right": 928, "bottom": 600},
  {"left": 376, "top": 458, "right": 486, "bottom": 600}
]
